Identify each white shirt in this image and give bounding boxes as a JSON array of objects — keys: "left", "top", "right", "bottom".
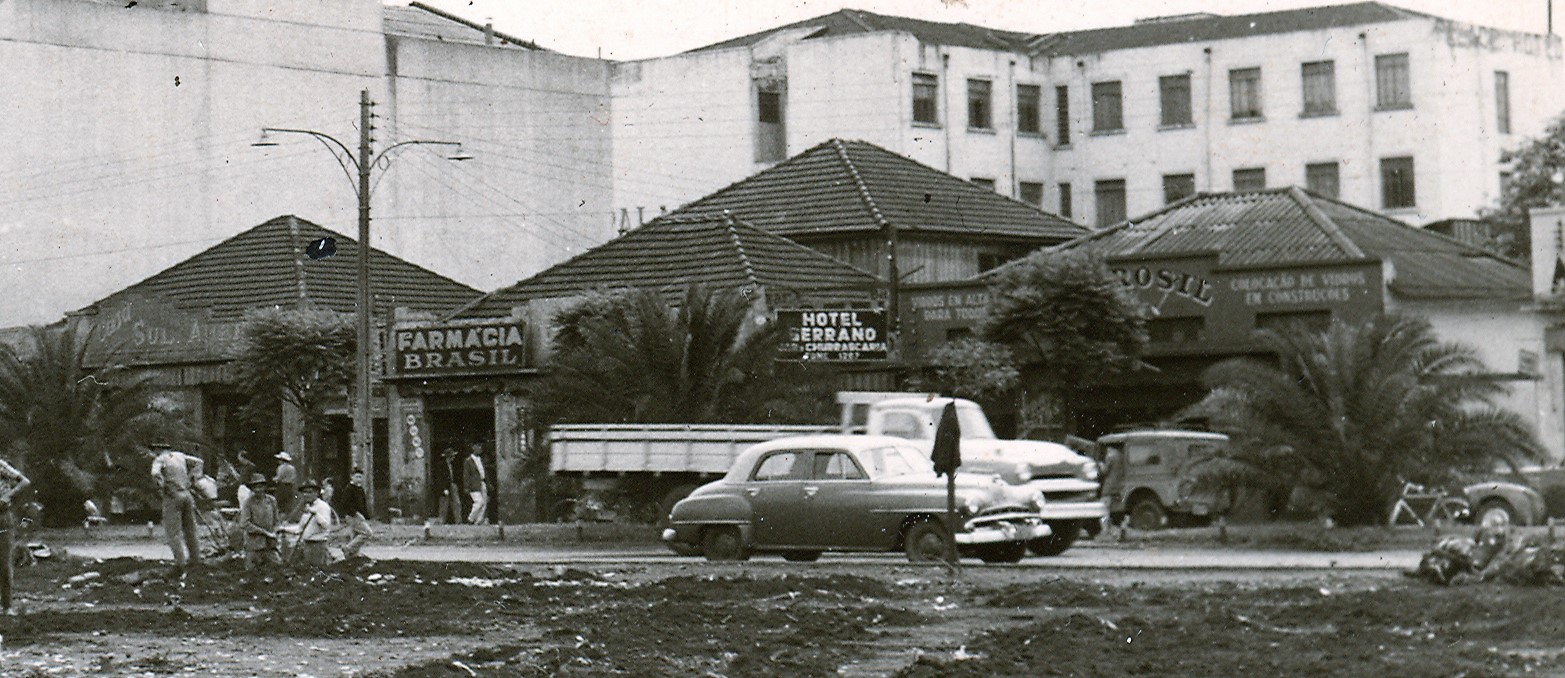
[{"left": 297, "top": 497, "right": 333, "bottom": 542}]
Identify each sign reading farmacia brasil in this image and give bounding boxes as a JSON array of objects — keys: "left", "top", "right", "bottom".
[{"left": 392, "top": 322, "right": 527, "bottom": 375}]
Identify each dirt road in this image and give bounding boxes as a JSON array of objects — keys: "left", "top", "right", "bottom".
[{"left": 2, "top": 545, "right": 1561, "bottom": 677}]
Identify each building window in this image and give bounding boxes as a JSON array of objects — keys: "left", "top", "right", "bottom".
[
  {"left": 1229, "top": 67, "right": 1262, "bottom": 120},
  {"left": 1233, "top": 167, "right": 1266, "bottom": 192},
  {"left": 970, "top": 177, "right": 996, "bottom": 191},
  {"left": 1055, "top": 85, "right": 1071, "bottom": 143},
  {"left": 1301, "top": 61, "right": 1336, "bottom": 116},
  {"left": 1306, "top": 162, "right": 1340, "bottom": 199},
  {"left": 1017, "top": 84, "right": 1041, "bottom": 135},
  {"left": 1149, "top": 316, "right": 1204, "bottom": 344},
  {"left": 1163, "top": 173, "right": 1195, "bottom": 204},
  {"left": 755, "top": 88, "right": 785, "bottom": 163},
  {"left": 1256, "top": 310, "right": 1331, "bottom": 333},
  {"left": 1496, "top": 70, "right": 1512, "bottom": 134},
  {"left": 1375, "top": 53, "right": 1411, "bottom": 110},
  {"left": 1092, "top": 81, "right": 1123, "bottom": 132},
  {"left": 1059, "top": 182, "right": 1073, "bottom": 218},
  {"left": 978, "top": 252, "right": 1013, "bottom": 272},
  {"left": 1380, "top": 156, "right": 1415, "bottom": 209},
  {"left": 913, "top": 73, "right": 939, "bottom": 125},
  {"left": 1019, "top": 181, "right": 1044, "bottom": 206},
  {"left": 1159, "top": 74, "right": 1193, "bottom": 127},
  {"left": 967, "top": 79, "right": 993, "bottom": 130},
  {"left": 1095, "top": 179, "right": 1127, "bottom": 228}
]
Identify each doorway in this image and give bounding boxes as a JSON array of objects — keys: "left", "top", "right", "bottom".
[{"left": 428, "top": 407, "right": 497, "bottom": 523}]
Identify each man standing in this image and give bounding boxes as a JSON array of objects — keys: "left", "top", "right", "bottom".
[
  {"left": 289, "top": 482, "right": 333, "bottom": 569},
  {"left": 273, "top": 451, "right": 298, "bottom": 518},
  {"left": 463, "top": 443, "right": 488, "bottom": 525},
  {"left": 441, "top": 447, "right": 463, "bottom": 525},
  {"left": 150, "top": 443, "right": 201, "bottom": 576},
  {"left": 0, "top": 455, "right": 32, "bottom": 615},
  {"left": 335, "top": 468, "right": 373, "bottom": 559},
  {"left": 240, "top": 474, "right": 281, "bottom": 571}
]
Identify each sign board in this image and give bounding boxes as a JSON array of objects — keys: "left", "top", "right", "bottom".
[
  {"left": 898, "top": 281, "right": 990, "bottom": 361},
  {"left": 391, "top": 321, "right": 528, "bottom": 377},
  {"left": 88, "top": 292, "right": 242, "bottom": 365},
  {"left": 775, "top": 309, "right": 889, "bottom": 362}
]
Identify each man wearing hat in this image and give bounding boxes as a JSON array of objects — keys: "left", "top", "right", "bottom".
[
  {"left": 273, "top": 451, "right": 298, "bottom": 519},
  {"left": 239, "top": 474, "right": 281, "bottom": 570},
  {"left": 287, "top": 481, "right": 333, "bottom": 569},
  {"left": 149, "top": 442, "right": 201, "bottom": 576}
]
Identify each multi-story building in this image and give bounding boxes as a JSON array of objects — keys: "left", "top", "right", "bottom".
[
  {"left": 0, "top": 0, "right": 614, "bottom": 326},
  {"left": 610, "top": 3, "right": 1563, "bottom": 231}
]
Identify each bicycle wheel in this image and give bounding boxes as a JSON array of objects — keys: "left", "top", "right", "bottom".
[{"left": 1430, "top": 497, "right": 1470, "bottom": 524}]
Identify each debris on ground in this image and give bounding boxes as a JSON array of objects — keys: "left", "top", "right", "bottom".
[{"left": 1407, "top": 526, "right": 1565, "bottom": 586}]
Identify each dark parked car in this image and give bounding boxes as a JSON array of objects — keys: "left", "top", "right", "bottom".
[
  {"left": 1463, "top": 465, "right": 1565, "bottom": 526},
  {"left": 661, "top": 435, "right": 1051, "bottom": 563}
]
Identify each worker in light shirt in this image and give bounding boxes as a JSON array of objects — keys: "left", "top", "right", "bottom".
[{"left": 286, "top": 482, "right": 334, "bottom": 569}]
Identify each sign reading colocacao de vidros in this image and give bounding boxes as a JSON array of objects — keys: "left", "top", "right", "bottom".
[
  {"left": 392, "top": 322, "right": 528, "bottom": 376},
  {"left": 775, "top": 309, "right": 889, "bottom": 362}
]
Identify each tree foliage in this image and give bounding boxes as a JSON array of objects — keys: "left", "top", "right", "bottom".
[
  {"left": 231, "top": 306, "right": 355, "bottom": 473},
  {"left": 0, "top": 324, "right": 194, "bottom": 523},
  {"left": 1480, "top": 113, "right": 1565, "bottom": 259},
  {"left": 980, "top": 249, "right": 1149, "bottom": 426},
  {"left": 917, "top": 337, "right": 1020, "bottom": 401},
  {"left": 1186, "top": 314, "right": 1544, "bottom": 526},
  {"left": 537, "top": 285, "right": 829, "bottom": 425}
]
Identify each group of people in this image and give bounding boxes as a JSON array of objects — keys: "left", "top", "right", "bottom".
[
  {"left": 441, "top": 443, "right": 490, "bottom": 525},
  {"left": 151, "top": 444, "right": 373, "bottom": 575}
]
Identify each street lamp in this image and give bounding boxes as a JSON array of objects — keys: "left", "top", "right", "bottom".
[{"left": 255, "top": 89, "right": 470, "bottom": 515}]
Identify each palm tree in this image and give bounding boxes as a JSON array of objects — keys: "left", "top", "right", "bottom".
[
  {"left": 538, "top": 285, "right": 827, "bottom": 425},
  {"left": 0, "top": 324, "right": 194, "bottom": 523},
  {"left": 1187, "top": 313, "right": 1543, "bottom": 526}
]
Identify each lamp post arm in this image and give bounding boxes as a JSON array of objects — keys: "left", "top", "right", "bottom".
[
  {"left": 366, "top": 140, "right": 462, "bottom": 198},
  {"left": 262, "top": 127, "right": 361, "bottom": 190}
]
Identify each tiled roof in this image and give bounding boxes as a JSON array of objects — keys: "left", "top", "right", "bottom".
[
  {"left": 384, "top": 2, "right": 549, "bottom": 50},
  {"left": 1062, "top": 187, "right": 1528, "bottom": 301},
  {"left": 451, "top": 212, "right": 884, "bottom": 319},
  {"left": 664, "top": 139, "right": 1084, "bottom": 242},
  {"left": 689, "top": 3, "right": 1437, "bottom": 56},
  {"left": 79, "top": 215, "right": 483, "bottom": 324}
]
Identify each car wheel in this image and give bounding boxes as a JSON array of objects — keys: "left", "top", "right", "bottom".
[
  {"left": 1027, "top": 523, "right": 1081, "bottom": 556},
  {"left": 903, "top": 521, "right": 953, "bottom": 563},
  {"left": 782, "top": 551, "right": 822, "bottom": 562},
  {"left": 976, "top": 541, "right": 1027, "bottom": 564},
  {"left": 700, "top": 526, "right": 750, "bottom": 562},
  {"left": 1127, "top": 496, "right": 1167, "bottom": 531},
  {"left": 1477, "top": 499, "right": 1518, "bottom": 527}
]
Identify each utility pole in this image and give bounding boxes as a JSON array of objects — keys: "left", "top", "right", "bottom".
[
  {"left": 255, "top": 89, "right": 469, "bottom": 517},
  {"left": 354, "top": 89, "right": 375, "bottom": 515}
]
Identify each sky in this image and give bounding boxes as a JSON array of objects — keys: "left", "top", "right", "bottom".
[{"left": 410, "top": 0, "right": 1559, "bottom": 60}]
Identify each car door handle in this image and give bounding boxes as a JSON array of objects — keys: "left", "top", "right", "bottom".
[
  {"left": 803, "top": 486, "right": 818, "bottom": 498},
  {"left": 745, "top": 488, "right": 759, "bottom": 497}
]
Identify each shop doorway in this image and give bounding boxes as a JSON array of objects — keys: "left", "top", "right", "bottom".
[{"left": 428, "top": 408, "right": 497, "bottom": 524}]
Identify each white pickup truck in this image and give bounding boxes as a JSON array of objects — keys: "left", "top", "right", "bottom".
[{"left": 548, "top": 392, "right": 1107, "bottom": 555}]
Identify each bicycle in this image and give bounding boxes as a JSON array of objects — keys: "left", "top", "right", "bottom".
[{"left": 1388, "top": 481, "right": 1470, "bottom": 527}]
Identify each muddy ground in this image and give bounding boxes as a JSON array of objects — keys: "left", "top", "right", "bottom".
[{"left": 2, "top": 553, "right": 1563, "bottom": 677}]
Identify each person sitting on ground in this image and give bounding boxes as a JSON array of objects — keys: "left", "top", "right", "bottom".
[
  {"left": 240, "top": 474, "right": 281, "bottom": 571},
  {"left": 286, "top": 482, "right": 333, "bottom": 570}
]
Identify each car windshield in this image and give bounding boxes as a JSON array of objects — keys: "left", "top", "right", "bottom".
[
  {"left": 857, "top": 445, "right": 935, "bottom": 478},
  {"left": 956, "top": 405, "right": 996, "bottom": 440}
]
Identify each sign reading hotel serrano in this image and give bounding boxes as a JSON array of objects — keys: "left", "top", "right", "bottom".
[
  {"left": 392, "top": 322, "right": 527, "bottom": 376},
  {"left": 775, "top": 309, "right": 889, "bottom": 362}
]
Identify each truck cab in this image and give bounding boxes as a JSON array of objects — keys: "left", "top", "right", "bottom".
[
  {"left": 1096, "top": 428, "right": 1231, "bottom": 530},
  {"left": 836, "top": 392, "right": 1107, "bottom": 556}
]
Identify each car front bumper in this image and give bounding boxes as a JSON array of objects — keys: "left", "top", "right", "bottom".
[
  {"left": 955, "top": 519, "right": 1052, "bottom": 545},
  {"left": 1039, "top": 499, "right": 1109, "bottom": 521}
]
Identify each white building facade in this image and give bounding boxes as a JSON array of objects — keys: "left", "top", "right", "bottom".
[
  {"left": 609, "top": 5, "right": 1564, "bottom": 231},
  {"left": 0, "top": 0, "right": 615, "bottom": 326}
]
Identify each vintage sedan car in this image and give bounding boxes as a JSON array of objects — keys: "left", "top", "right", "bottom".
[
  {"left": 1462, "top": 464, "right": 1565, "bottom": 526},
  {"left": 661, "top": 434, "right": 1050, "bottom": 563}
]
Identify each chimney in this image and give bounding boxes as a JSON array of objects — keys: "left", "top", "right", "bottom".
[{"left": 485, "top": 20, "right": 495, "bottom": 45}]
